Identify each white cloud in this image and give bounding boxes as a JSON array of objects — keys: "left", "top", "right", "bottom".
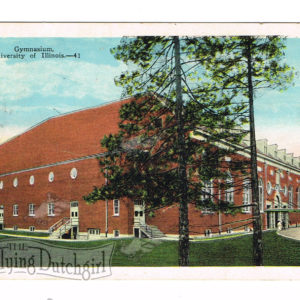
[
  {"left": 0, "top": 125, "right": 28, "bottom": 145},
  {"left": 0, "top": 58, "right": 126, "bottom": 102},
  {"left": 3, "top": 103, "right": 82, "bottom": 113}
]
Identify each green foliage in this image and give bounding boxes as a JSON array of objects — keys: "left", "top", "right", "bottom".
[
  {"left": 200, "top": 36, "right": 294, "bottom": 100},
  {"left": 84, "top": 37, "right": 251, "bottom": 214}
]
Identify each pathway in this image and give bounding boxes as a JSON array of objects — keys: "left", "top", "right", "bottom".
[{"left": 277, "top": 227, "right": 300, "bottom": 241}]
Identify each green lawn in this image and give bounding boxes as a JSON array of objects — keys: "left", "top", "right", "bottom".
[
  {"left": 1, "top": 230, "right": 299, "bottom": 266},
  {"left": 0, "top": 230, "right": 50, "bottom": 237}
]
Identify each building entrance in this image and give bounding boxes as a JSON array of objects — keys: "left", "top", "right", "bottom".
[
  {"left": 0, "top": 205, "right": 3, "bottom": 229},
  {"left": 70, "top": 201, "right": 79, "bottom": 239},
  {"left": 133, "top": 200, "right": 145, "bottom": 238}
]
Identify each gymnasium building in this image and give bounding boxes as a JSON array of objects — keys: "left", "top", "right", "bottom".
[{"left": 0, "top": 98, "right": 299, "bottom": 240}]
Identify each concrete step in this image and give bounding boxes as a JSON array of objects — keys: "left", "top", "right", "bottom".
[
  {"left": 148, "top": 225, "right": 165, "bottom": 237},
  {"left": 50, "top": 224, "right": 72, "bottom": 238}
]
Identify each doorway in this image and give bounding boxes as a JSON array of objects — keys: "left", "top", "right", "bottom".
[
  {"left": 134, "top": 200, "right": 145, "bottom": 226},
  {"left": 0, "top": 205, "right": 3, "bottom": 230},
  {"left": 70, "top": 201, "right": 79, "bottom": 225},
  {"left": 70, "top": 201, "right": 79, "bottom": 239},
  {"left": 134, "top": 228, "right": 140, "bottom": 238}
]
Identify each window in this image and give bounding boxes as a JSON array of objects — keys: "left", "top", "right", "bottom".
[
  {"left": 71, "top": 211, "right": 78, "bottom": 217},
  {"left": 88, "top": 228, "right": 100, "bottom": 235},
  {"left": 48, "top": 203, "right": 55, "bottom": 216},
  {"left": 0, "top": 181, "right": 3, "bottom": 189},
  {"left": 204, "top": 229, "right": 212, "bottom": 237},
  {"left": 134, "top": 200, "right": 143, "bottom": 206},
  {"left": 29, "top": 226, "right": 35, "bottom": 232},
  {"left": 13, "top": 204, "right": 18, "bottom": 216},
  {"left": 258, "top": 179, "right": 264, "bottom": 212},
  {"left": 114, "top": 230, "right": 120, "bottom": 238},
  {"left": 283, "top": 185, "right": 288, "bottom": 196},
  {"left": 288, "top": 186, "right": 293, "bottom": 209},
  {"left": 274, "top": 196, "right": 281, "bottom": 209},
  {"left": 267, "top": 181, "right": 272, "bottom": 195},
  {"left": 225, "top": 174, "right": 234, "bottom": 203},
  {"left": 13, "top": 177, "right": 18, "bottom": 188},
  {"left": 113, "top": 199, "right": 119, "bottom": 216},
  {"left": 29, "top": 204, "right": 35, "bottom": 216},
  {"left": 275, "top": 171, "right": 280, "bottom": 185},
  {"left": 13, "top": 225, "right": 18, "bottom": 231},
  {"left": 242, "top": 180, "right": 251, "bottom": 213},
  {"left": 297, "top": 187, "right": 300, "bottom": 209},
  {"left": 71, "top": 201, "right": 78, "bottom": 207},
  {"left": 29, "top": 175, "right": 34, "bottom": 185},
  {"left": 70, "top": 168, "right": 78, "bottom": 179},
  {"left": 226, "top": 228, "right": 232, "bottom": 234},
  {"left": 48, "top": 171, "right": 54, "bottom": 182},
  {"left": 201, "top": 180, "right": 214, "bottom": 214}
]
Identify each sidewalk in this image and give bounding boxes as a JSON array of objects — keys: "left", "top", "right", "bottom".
[{"left": 277, "top": 227, "right": 300, "bottom": 241}]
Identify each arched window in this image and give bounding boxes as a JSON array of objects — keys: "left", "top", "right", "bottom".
[
  {"left": 242, "top": 179, "right": 251, "bottom": 213},
  {"left": 275, "top": 195, "right": 281, "bottom": 209},
  {"left": 297, "top": 187, "right": 300, "bottom": 209},
  {"left": 225, "top": 173, "right": 234, "bottom": 203},
  {"left": 258, "top": 178, "right": 264, "bottom": 212},
  {"left": 288, "top": 186, "right": 293, "bottom": 209}
]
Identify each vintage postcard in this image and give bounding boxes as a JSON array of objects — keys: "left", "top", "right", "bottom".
[{"left": 0, "top": 23, "right": 299, "bottom": 295}]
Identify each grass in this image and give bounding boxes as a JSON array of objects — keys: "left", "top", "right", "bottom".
[
  {"left": 0, "top": 230, "right": 50, "bottom": 237},
  {"left": 1, "top": 230, "right": 300, "bottom": 266}
]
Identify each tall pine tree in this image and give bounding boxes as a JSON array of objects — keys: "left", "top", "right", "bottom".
[
  {"left": 84, "top": 37, "right": 251, "bottom": 266},
  {"left": 200, "top": 36, "right": 295, "bottom": 265}
]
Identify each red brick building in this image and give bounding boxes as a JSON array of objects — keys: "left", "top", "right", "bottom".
[{"left": 0, "top": 98, "right": 299, "bottom": 239}]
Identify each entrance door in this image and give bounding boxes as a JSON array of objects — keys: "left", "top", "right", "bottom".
[
  {"left": 70, "top": 201, "right": 79, "bottom": 226},
  {"left": 134, "top": 228, "right": 140, "bottom": 238},
  {"left": 0, "top": 205, "right": 4, "bottom": 228},
  {"left": 134, "top": 200, "right": 145, "bottom": 226}
]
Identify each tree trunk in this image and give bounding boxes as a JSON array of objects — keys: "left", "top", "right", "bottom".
[
  {"left": 245, "top": 37, "right": 263, "bottom": 266},
  {"left": 174, "top": 36, "right": 189, "bottom": 266}
]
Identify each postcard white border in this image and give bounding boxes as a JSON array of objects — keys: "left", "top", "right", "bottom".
[{"left": 0, "top": 22, "right": 299, "bottom": 37}]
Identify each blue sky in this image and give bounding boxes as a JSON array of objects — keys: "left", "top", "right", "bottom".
[{"left": 0, "top": 37, "right": 299, "bottom": 156}]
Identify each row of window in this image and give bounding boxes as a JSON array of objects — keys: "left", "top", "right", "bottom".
[
  {"left": 202, "top": 177, "right": 300, "bottom": 213},
  {"left": 87, "top": 228, "right": 120, "bottom": 237},
  {"left": 268, "top": 169, "right": 294, "bottom": 179},
  {"left": 200, "top": 177, "right": 259, "bottom": 213},
  {"left": 5, "top": 200, "right": 120, "bottom": 217},
  {"left": 12, "top": 203, "right": 55, "bottom": 217},
  {"left": 11, "top": 226, "right": 35, "bottom": 232},
  {"left": 204, "top": 227, "right": 250, "bottom": 236},
  {"left": 9, "top": 226, "right": 120, "bottom": 237},
  {"left": 0, "top": 168, "right": 78, "bottom": 190}
]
